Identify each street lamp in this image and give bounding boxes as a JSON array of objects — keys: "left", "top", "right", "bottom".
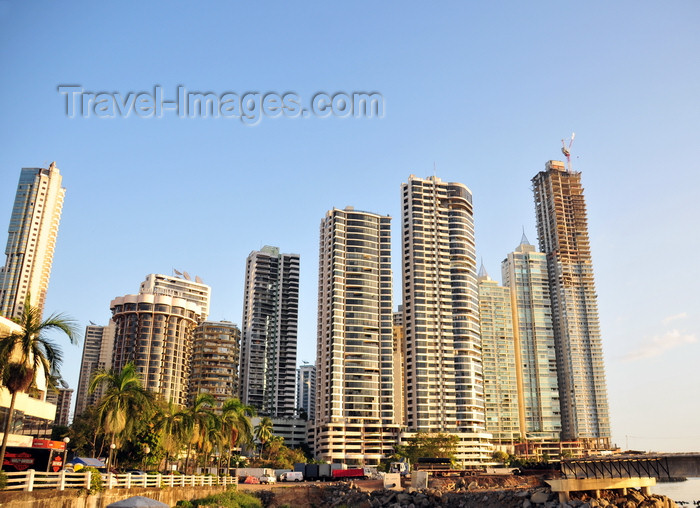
[
  {"left": 108, "top": 443, "right": 116, "bottom": 471},
  {"left": 62, "top": 437, "right": 70, "bottom": 469},
  {"left": 142, "top": 445, "right": 151, "bottom": 471}
]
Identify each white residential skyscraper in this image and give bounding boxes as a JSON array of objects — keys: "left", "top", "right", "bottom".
[
  {"left": 240, "top": 246, "right": 299, "bottom": 417},
  {"left": 0, "top": 163, "right": 65, "bottom": 319},
  {"left": 400, "top": 175, "right": 491, "bottom": 463},
  {"left": 140, "top": 273, "right": 211, "bottom": 321},
  {"left": 315, "top": 207, "right": 399, "bottom": 465},
  {"left": 74, "top": 322, "right": 116, "bottom": 417},
  {"left": 502, "top": 234, "right": 561, "bottom": 441},
  {"left": 532, "top": 160, "right": 610, "bottom": 444}
]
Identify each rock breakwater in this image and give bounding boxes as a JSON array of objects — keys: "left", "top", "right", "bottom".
[{"left": 309, "top": 482, "right": 680, "bottom": 508}]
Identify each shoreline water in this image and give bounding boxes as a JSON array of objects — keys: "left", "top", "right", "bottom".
[{"left": 651, "top": 477, "right": 700, "bottom": 504}]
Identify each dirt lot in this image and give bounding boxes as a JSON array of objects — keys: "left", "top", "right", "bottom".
[{"left": 236, "top": 476, "right": 548, "bottom": 507}]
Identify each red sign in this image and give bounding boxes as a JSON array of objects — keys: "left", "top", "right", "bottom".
[
  {"left": 32, "top": 438, "right": 66, "bottom": 451},
  {"left": 51, "top": 455, "right": 63, "bottom": 472},
  {"left": 4, "top": 452, "right": 35, "bottom": 471}
]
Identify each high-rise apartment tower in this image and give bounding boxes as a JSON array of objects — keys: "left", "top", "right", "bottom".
[
  {"left": 240, "top": 246, "right": 299, "bottom": 417},
  {"left": 315, "top": 207, "right": 399, "bottom": 465},
  {"left": 296, "top": 363, "right": 316, "bottom": 421},
  {"left": 501, "top": 234, "right": 561, "bottom": 440},
  {"left": 401, "top": 175, "right": 491, "bottom": 463},
  {"left": 477, "top": 264, "right": 520, "bottom": 445},
  {"left": 110, "top": 273, "right": 210, "bottom": 406},
  {"left": 189, "top": 321, "right": 241, "bottom": 405},
  {"left": 0, "top": 163, "right": 65, "bottom": 319},
  {"left": 46, "top": 387, "right": 73, "bottom": 427},
  {"left": 74, "top": 322, "right": 116, "bottom": 416},
  {"left": 140, "top": 273, "right": 211, "bottom": 321}
]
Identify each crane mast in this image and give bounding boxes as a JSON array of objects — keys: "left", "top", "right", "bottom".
[{"left": 561, "top": 132, "right": 575, "bottom": 172}]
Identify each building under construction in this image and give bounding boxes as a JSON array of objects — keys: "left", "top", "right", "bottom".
[{"left": 532, "top": 160, "right": 610, "bottom": 446}]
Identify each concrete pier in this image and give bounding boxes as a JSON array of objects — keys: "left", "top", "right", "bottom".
[{"left": 546, "top": 477, "right": 656, "bottom": 503}]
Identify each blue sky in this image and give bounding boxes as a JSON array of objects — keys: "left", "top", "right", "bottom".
[{"left": 1, "top": 1, "right": 698, "bottom": 453}]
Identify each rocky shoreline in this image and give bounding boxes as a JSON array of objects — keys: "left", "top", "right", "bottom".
[
  {"left": 312, "top": 482, "right": 681, "bottom": 508},
  {"left": 244, "top": 474, "right": 687, "bottom": 508}
]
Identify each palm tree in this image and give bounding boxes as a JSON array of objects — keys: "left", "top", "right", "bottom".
[
  {"left": 254, "top": 416, "right": 274, "bottom": 458},
  {"left": 183, "top": 393, "right": 216, "bottom": 473},
  {"left": 88, "top": 362, "right": 152, "bottom": 466},
  {"left": 153, "top": 399, "right": 191, "bottom": 472},
  {"left": 198, "top": 415, "right": 222, "bottom": 471},
  {"left": 220, "top": 398, "right": 256, "bottom": 474},
  {"left": 0, "top": 301, "right": 79, "bottom": 471}
]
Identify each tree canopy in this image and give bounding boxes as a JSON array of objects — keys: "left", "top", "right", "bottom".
[{"left": 0, "top": 300, "right": 79, "bottom": 471}]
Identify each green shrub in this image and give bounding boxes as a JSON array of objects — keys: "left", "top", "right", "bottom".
[
  {"left": 183, "top": 490, "right": 262, "bottom": 508},
  {"left": 0, "top": 471, "right": 7, "bottom": 490},
  {"left": 83, "top": 467, "right": 103, "bottom": 493}
]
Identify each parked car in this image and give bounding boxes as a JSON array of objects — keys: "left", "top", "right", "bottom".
[{"left": 259, "top": 474, "right": 276, "bottom": 484}]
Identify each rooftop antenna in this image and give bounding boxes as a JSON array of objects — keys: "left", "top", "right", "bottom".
[{"left": 561, "top": 132, "right": 575, "bottom": 172}]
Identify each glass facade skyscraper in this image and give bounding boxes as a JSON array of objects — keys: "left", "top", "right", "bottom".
[
  {"left": 477, "top": 265, "right": 520, "bottom": 445},
  {"left": 502, "top": 235, "right": 561, "bottom": 441},
  {"left": 0, "top": 163, "right": 65, "bottom": 319}
]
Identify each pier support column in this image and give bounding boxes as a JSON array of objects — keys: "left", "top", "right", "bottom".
[{"left": 546, "top": 477, "right": 656, "bottom": 502}]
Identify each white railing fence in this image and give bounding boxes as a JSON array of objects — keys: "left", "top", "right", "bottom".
[{"left": 2, "top": 470, "right": 237, "bottom": 492}]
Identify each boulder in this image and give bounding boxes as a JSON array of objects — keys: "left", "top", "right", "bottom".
[
  {"left": 531, "top": 491, "right": 550, "bottom": 504},
  {"left": 627, "top": 490, "right": 645, "bottom": 504},
  {"left": 397, "top": 493, "right": 412, "bottom": 504}
]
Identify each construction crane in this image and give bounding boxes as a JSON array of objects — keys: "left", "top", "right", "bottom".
[{"left": 561, "top": 132, "right": 575, "bottom": 172}]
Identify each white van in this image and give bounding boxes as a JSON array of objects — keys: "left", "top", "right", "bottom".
[{"left": 279, "top": 471, "right": 304, "bottom": 482}]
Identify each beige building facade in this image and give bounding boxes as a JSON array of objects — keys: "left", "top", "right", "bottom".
[
  {"left": 0, "top": 163, "right": 65, "bottom": 320},
  {"left": 400, "top": 175, "right": 491, "bottom": 462},
  {"left": 110, "top": 293, "right": 203, "bottom": 406},
  {"left": 477, "top": 265, "right": 520, "bottom": 446},
  {"left": 189, "top": 321, "right": 241, "bottom": 405},
  {"left": 315, "top": 207, "right": 399, "bottom": 465}
]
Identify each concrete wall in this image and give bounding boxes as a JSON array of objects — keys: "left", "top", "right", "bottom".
[{"left": 0, "top": 485, "right": 231, "bottom": 508}]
